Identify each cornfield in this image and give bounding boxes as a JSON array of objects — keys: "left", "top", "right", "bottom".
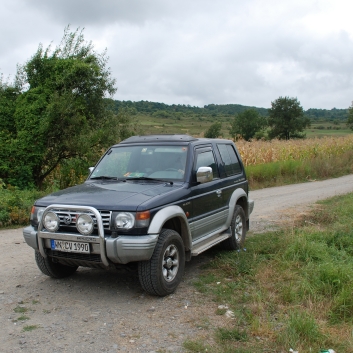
[{"left": 236, "top": 135, "right": 353, "bottom": 166}]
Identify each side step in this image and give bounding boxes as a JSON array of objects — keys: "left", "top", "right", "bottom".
[{"left": 191, "top": 228, "right": 231, "bottom": 256}]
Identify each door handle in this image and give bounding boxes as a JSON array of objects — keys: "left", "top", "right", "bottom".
[{"left": 216, "top": 189, "right": 222, "bottom": 197}]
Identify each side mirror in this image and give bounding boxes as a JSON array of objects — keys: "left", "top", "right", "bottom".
[
  {"left": 196, "top": 167, "right": 213, "bottom": 184},
  {"left": 88, "top": 167, "right": 94, "bottom": 175}
]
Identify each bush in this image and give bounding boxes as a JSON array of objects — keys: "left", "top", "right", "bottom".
[{"left": 0, "top": 187, "right": 45, "bottom": 227}]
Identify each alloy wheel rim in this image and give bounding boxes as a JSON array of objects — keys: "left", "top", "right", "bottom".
[
  {"left": 234, "top": 215, "right": 243, "bottom": 242},
  {"left": 162, "top": 244, "right": 179, "bottom": 282}
]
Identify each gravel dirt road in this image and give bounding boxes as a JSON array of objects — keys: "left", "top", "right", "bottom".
[{"left": 1, "top": 175, "right": 353, "bottom": 353}]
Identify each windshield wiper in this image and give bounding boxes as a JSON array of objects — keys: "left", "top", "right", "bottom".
[
  {"left": 90, "top": 176, "right": 118, "bottom": 180},
  {"left": 125, "top": 176, "right": 167, "bottom": 183}
]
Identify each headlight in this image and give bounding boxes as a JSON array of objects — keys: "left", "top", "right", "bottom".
[
  {"left": 43, "top": 211, "right": 60, "bottom": 232},
  {"left": 76, "top": 214, "right": 94, "bottom": 235},
  {"left": 115, "top": 212, "right": 135, "bottom": 229}
]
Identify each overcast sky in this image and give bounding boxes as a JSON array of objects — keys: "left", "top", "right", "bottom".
[{"left": 1, "top": 0, "right": 353, "bottom": 110}]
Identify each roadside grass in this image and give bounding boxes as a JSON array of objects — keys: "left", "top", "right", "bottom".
[{"left": 185, "top": 193, "right": 353, "bottom": 352}]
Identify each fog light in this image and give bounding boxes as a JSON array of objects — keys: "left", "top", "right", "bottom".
[
  {"left": 77, "top": 214, "right": 94, "bottom": 235},
  {"left": 43, "top": 212, "right": 60, "bottom": 232}
]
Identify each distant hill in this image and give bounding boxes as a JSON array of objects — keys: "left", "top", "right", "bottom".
[{"left": 113, "top": 100, "right": 348, "bottom": 121}]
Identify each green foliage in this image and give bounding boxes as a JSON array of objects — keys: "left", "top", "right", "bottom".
[
  {"left": 205, "top": 121, "right": 222, "bottom": 138},
  {"left": 0, "top": 26, "right": 138, "bottom": 189},
  {"left": 347, "top": 101, "right": 353, "bottom": 130},
  {"left": 230, "top": 109, "right": 267, "bottom": 141},
  {"left": 268, "top": 96, "right": 311, "bottom": 140},
  {"left": 306, "top": 107, "right": 348, "bottom": 121},
  {"left": 0, "top": 187, "right": 45, "bottom": 227},
  {"left": 114, "top": 100, "right": 269, "bottom": 117}
]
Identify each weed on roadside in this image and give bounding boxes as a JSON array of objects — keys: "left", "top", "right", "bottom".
[
  {"left": 13, "top": 306, "right": 28, "bottom": 314},
  {"left": 23, "top": 325, "right": 39, "bottom": 332},
  {"left": 17, "top": 315, "right": 30, "bottom": 321}
]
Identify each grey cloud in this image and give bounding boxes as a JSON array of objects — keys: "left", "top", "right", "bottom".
[
  {"left": 1, "top": 0, "right": 353, "bottom": 109},
  {"left": 28, "top": 0, "right": 179, "bottom": 26}
]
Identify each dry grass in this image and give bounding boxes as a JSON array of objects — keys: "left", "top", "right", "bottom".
[{"left": 236, "top": 135, "right": 353, "bottom": 166}]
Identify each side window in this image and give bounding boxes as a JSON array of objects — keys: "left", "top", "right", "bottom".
[
  {"left": 217, "top": 144, "right": 242, "bottom": 176},
  {"left": 195, "top": 150, "right": 219, "bottom": 178}
]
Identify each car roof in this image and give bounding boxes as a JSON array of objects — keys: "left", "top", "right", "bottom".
[
  {"left": 118, "top": 134, "right": 234, "bottom": 146},
  {"left": 119, "top": 134, "right": 198, "bottom": 144}
]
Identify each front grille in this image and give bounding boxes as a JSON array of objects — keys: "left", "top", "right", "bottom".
[
  {"left": 50, "top": 209, "right": 111, "bottom": 231},
  {"left": 48, "top": 250, "right": 102, "bottom": 263}
]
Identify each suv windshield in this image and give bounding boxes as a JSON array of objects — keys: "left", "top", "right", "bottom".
[{"left": 90, "top": 145, "right": 188, "bottom": 181}]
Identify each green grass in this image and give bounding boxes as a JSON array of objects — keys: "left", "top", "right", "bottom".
[
  {"left": 23, "top": 325, "right": 39, "bottom": 332},
  {"left": 13, "top": 306, "right": 28, "bottom": 314},
  {"left": 17, "top": 315, "right": 30, "bottom": 321},
  {"left": 186, "top": 193, "right": 353, "bottom": 352},
  {"left": 305, "top": 121, "right": 351, "bottom": 138}
]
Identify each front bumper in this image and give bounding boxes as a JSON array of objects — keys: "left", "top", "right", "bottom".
[
  {"left": 23, "top": 225, "right": 158, "bottom": 265},
  {"left": 23, "top": 204, "right": 159, "bottom": 266}
]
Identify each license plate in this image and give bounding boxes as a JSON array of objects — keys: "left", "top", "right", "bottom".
[{"left": 51, "top": 240, "right": 90, "bottom": 254}]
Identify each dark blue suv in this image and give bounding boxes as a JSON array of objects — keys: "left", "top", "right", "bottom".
[{"left": 24, "top": 135, "right": 254, "bottom": 296}]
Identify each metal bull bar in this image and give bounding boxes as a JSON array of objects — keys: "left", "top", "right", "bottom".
[{"left": 37, "top": 204, "right": 109, "bottom": 266}]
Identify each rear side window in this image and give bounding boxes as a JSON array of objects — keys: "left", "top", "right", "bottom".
[{"left": 217, "top": 144, "right": 242, "bottom": 176}]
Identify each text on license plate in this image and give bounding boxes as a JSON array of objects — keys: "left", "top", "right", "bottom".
[{"left": 51, "top": 240, "right": 90, "bottom": 254}]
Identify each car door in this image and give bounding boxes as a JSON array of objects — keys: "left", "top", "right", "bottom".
[
  {"left": 188, "top": 146, "right": 225, "bottom": 241},
  {"left": 215, "top": 143, "right": 247, "bottom": 212}
]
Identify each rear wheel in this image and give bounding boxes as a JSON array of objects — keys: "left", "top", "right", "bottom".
[
  {"left": 35, "top": 251, "right": 78, "bottom": 278},
  {"left": 138, "top": 229, "right": 185, "bottom": 296},
  {"left": 222, "top": 205, "right": 246, "bottom": 250}
]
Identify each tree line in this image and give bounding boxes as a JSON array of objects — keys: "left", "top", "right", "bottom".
[{"left": 114, "top": 100, "right": 349, "bottom": 121}]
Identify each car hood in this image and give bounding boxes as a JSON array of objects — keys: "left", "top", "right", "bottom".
[{"left": 36, "top": 180, "right": 183, "bottom": 211}]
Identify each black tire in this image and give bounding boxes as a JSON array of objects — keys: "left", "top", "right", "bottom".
[
  {"left": 222, "top": 205, "right": 246, "bottom": 250},
  {"left": 35, "top": 251, "right": 78, "bottom": 278},
  {"left": 138, "top": 229, "right": 185, "bottom": 296}
]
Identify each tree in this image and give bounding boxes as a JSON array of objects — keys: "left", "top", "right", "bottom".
[
  {"left": 230, "top": 109, "right": 267, "bottom": 141},
  {"left": 267, "top": 96, "right": 310, "bottom": 140},
  {"left": 0, "top": 27, "right": 137, "bottom": 189},
  {"left": 347, "top": 101, "right": 353, "bottom": 130},
  {"left": 205, "top": 122, "right": 222, "bottom": 138}
]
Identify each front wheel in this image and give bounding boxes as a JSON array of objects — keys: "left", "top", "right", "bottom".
[
  {"left": 222, "top": 205, "right": 246, "bottom": 250},
  {"left": 35, "top": 251, "right": 78, "bottom": 278},
  {"left": 138, "top": 229, "right": 185, "bottom": 296}
]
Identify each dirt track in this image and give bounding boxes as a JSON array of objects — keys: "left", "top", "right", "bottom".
[{"left": 1, "top": 175, "right": 353, "bottom": 353}]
